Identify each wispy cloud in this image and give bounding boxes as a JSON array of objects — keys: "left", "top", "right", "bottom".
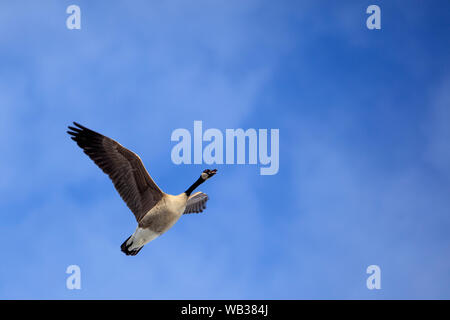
[{"left": 0, "top": 0, "right": 449, "bottom": 299}]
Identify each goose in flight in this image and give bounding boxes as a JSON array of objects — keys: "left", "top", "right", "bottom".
[{"left": 67, "top": 122, "right": 217, "bottom": 256}]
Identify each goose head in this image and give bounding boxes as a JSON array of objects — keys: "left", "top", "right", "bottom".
[{"left": 201, "top": 169, "right": 217, "bottom": 180}]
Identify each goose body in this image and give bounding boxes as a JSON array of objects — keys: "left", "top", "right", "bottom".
[
  {"left": 67, "top": 122, "right": 217, "bottom": 256},
  {"left": 126, "top": 193, "right": 187, "bottom": 251}
]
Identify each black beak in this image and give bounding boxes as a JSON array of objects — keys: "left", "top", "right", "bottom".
[{"left": 203, "top": 169, "right": 218, "bottom": 177}]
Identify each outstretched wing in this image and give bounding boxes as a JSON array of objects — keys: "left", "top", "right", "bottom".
[
  {"left": 183, "top": 192, "right": 209, "bottom": 214},
  {"left": 67, "top": 122, "right": 164, "bottom": 222}
]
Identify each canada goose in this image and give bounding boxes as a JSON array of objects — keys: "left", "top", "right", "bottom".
[{"left": 67, "top": 122, "right": 217, "bottom": 256}]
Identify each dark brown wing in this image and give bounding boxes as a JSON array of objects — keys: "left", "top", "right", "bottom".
[
  {"left": 183, "top": 192, "right": 209, "bottom": 214},
  {"left": 67, "top": 122, "right": 163, "bottom": 222}
]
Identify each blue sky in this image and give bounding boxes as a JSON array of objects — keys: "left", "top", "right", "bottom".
[{"left": 0, "top": 0, "right": 449, "bottom": 299}]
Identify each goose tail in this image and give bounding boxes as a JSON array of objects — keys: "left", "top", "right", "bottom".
[{"left": 120, "top": 236, "right": 143, "bottom": 256}]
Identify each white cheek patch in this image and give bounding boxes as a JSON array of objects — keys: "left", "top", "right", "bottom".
[{"left": 201, "top": 172, "right": 208, "bottom": 179}]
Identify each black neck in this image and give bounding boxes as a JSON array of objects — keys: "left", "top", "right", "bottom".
[{"left": 184, "top": 176, "right": 205, "bottom": 196}]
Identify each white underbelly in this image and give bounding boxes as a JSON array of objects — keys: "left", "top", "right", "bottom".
[
  {"left": 128, "top": 227, "right": 159, "bottom": 250},
  {"left": 127, "top": 193, "right": 188, "bottom": 250}
]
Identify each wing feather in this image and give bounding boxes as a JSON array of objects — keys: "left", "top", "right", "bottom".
[
  {"left": 67, "top": 122, "right": 163, "bottom": 222},
  {"left": 183, "top": 192, "right": 209, "bottom": 214}
]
